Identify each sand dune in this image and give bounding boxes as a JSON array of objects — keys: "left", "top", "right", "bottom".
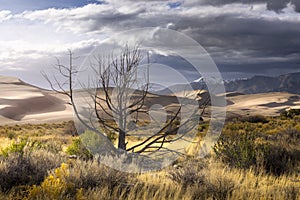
[
  {"left": 227, "top": 92, "right": 300, "bottom": 116},
  {"left": 1, "top": 75, "right": 299, "bottom": 125},
  {"left": 0, "top": 76, "right": 73, "bottom": 125}
]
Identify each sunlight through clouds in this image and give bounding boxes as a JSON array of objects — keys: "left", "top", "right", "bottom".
[{"left": 0, "top": 0, "right": 299, "bottom": 86}]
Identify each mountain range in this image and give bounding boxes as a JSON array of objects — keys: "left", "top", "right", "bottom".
[
  {"left": 225, "top": 72, "right": 300, "bottom": 94},
  {"left": 155, "top": 72, "right": 300, "bottom": 95}
]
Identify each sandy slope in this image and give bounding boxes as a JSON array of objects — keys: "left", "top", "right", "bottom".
[
  {"left": 227, "top": 92, "right": 300, "bottom": 116},
  {"left": 0, "top": 76, "right": 73, "bottom": 125},
  {"left": 1, "top": 75, "right": 300, "bottom": 125}
]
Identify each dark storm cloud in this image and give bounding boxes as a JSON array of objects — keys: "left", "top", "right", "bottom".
[
  {"left": 7, "top": 1, "right": 300, "bottom": 80},
  {"left": 171, "top": 14, "right": 300, "bottom": 60},
  {"left": 89, "top": 2, "right": 299, "bottom": 76},
  {"left": 169, "top": 2, "right": 300, "bottom": 75},
  {"left": 87, "top": 2, "right": 300, "bottom": 75},
  {"left": 129, "top": 0, "right": 300, "bottom": 12},
  {"left": 182, "top": 0, "right": 300, "bottom": 12}
]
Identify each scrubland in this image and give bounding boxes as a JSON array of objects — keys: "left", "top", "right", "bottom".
[{"left": 0, "top": 115, "right": 299, "bottom": 200}]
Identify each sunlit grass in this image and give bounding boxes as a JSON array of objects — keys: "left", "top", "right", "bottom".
[{"left": 0, "top": 117, "right": 299, "bottom": 199}]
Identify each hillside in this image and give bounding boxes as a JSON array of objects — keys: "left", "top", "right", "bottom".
[{"left": 225, "top": 72, "right": 300, "bottom": 94}]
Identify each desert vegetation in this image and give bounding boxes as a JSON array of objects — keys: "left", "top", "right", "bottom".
[{"left": 0, "top": 114, "right": 299, "bottom": 199}]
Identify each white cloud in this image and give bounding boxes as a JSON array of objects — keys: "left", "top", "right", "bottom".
[
  {"left": 0, "top": 10, "right": 12, "bottom": 22},
  {"left": 9, "top": 2, "right": 299, "bottom": 37},
  {"left": 19, "top": 3, "right": 150, "bottom": 34}
]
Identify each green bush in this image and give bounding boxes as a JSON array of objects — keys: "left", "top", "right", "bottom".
[
  {"left": 242, "top": 115, "right": 269, "bottom": 123},
  {"left": 213, "top": 130, "right": 300, "bottom": 175},
  {"left": 213, "top": 132, "right": 264, "bottom": 169},
  {"left": 280, "top": 108, "right": 300, "bottom": 119},
  {"left": 65, "top": 138, "right": 93, "bottom": 160},
  {"left": 1, "top": 139, "right": 27, "bottom": 158}
]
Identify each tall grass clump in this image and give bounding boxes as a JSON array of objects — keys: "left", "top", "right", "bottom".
[{"left": 0, "top": 149, "right": 64, "bottom": 192}]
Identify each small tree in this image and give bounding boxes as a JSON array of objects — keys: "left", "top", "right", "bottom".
[
  {"left": 89, "top": 45, "right": 148, "bottom": 150},
  {"left": 44, "top": 45, "right": 206, "bottom": 155}
]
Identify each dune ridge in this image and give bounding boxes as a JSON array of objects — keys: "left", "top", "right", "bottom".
[
  {"left": 0, "top": 76, "right": 73, "bottom": 125},
  {"left": 1, "top": 75, "right": 300, "bottom": 125}
]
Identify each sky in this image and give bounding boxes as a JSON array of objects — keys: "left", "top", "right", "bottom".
[{"left": 0, "top": 0, "right": 300, "bottom": 87}]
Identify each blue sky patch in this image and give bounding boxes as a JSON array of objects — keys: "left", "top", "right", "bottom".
[
  {"left": 168, "top": 1, "right": 182, "bottom": 9},
  {"left": 0, "top": 0, "right": 102, "bottom": 13}
]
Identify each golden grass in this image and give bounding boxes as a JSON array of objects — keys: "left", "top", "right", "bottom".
[
  {"left": 0, "top": 117, "right": 299, "bottom": 199},
  {"left": 0, "top": 121, "right": 74, "bottom": 151},
  {"left": 205, "top": 160, "right": 300, "bottom": 200}
]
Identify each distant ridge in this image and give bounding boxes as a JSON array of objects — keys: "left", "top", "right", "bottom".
[
  {"left": 154, "top": 72, "right": 300, "bottom": 95},
  {"left": 154, "top": 81, "right": 207, "bottom": 95},
  {"left": 225, "top": 72, "right": 300, "bottom": 94}
]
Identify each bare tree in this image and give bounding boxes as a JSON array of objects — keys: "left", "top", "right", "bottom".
[
  {"left": 42, "top": 50, "right": 77, "bottom": 105},
  {"left": 43, "top": 45, "right": 207, "bottom": 156},
  {"left": 87, "top": 45, "right": 149, "bottom": 150}
]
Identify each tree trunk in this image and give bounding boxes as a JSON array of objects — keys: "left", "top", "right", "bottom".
[{"left": 118, "top": 129, "right": 126, "bottom": 150}]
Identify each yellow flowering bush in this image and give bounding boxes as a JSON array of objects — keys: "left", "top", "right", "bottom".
[{"left": 26, "top": 163, "right": 76, "bottom": 199}]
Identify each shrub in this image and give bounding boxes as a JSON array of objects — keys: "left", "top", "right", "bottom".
[
  {"left": 7, "top": 132, "right": 16, "bottom": 140},
  {"left": 0, "top": 155, "right": 36, "bottom": 192},
  {"left": 106, "top": 131, "right": 118, "bottom": 143},
  {"left": 280, "top": 108, "right": 300, "bottom": 119},
  {"left": 213, "top": 130, "right": 300, "bottom": 175},
  {"left": 243, "top": 115, "right": 269, "bottom": 123},
  {"left": 65, "top": 158, "right": 132, "bottom": 191},
  {"left": 65, "top": 138, "right": 93, "bottom": 160},
  {"left": 213, "top": 132, "right": 262, "bottom": 169},
  {"left": 226, "top": 115, "right": 269, "bottom": 124},
  {"left": 33, "top": 140, "right": 62, "bottom": 154},
  {"left": 0, "top": 150, "right": 63, "bottom": 192},
  {"left": 169, "top": 159, "right": 235, "bottom": 200},
  {"left": 27, "top": 163, "right": 76, "bottom": 199},
  {"left": 1, "top": 139, "right": 27, "bottom": 158},
  {"left": 1, "top": 139, "right": 63, "bottom": 158},
  {"left": 27, "top": 159, "right": 132, "bottom": 199},
  {"left": 262, "top": 145, "right": 300, "bottom": 176},
  {"left": 168, "top": 161, "right": 205, "bottom": 188},
  {"left": 280, "top": 127, "right": 300, "bottom": 142}
]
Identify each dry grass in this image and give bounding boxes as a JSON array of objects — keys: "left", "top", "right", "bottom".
[{"left": 0, "top": 118, "right": 299, "bottom": 199}]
